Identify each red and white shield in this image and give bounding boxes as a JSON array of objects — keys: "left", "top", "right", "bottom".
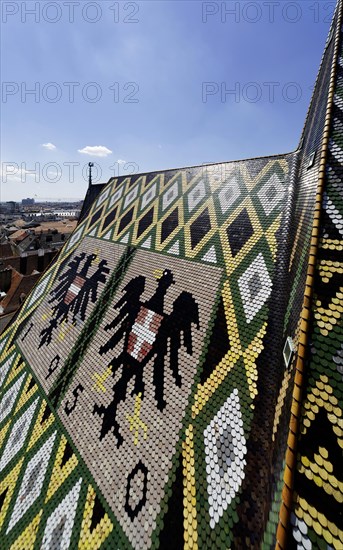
[
  {"left": 64, "top": 275, "right": 86, "bottom": 305},
  {"left": 127, "top": 306, "right": 164, "bottom": 362}
]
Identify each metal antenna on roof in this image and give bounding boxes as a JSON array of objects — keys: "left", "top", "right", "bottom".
[{"left": 88, "top": 162, "right": 94, "bottom": 187}]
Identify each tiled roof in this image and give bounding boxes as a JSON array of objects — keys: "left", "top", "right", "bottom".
[
  {"left": 0, "top": 3, "right": 342, "bottom": 549},
  {"left": 0, "top": 243, "right": 15, "bottom": 257},
  {"left": 8, "top": 230, "right": 28, "bottom": 242},
  {"left": 0, "top": 269, "right": 41, "bottom": 315}
]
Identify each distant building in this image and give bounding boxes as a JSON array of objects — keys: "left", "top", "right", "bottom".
[
  {"left": 0, "top": 212, "right": 78, "bottom": 334},
  {"left": 0, "top": 241, "right": 56, "bottom": 333},
  {"left": 22, "top": 198, "right": 35, "bottom": 206},
  {"left": 21, "top": 209, "right": 80, "bottom": 221},
  {"left": 0, "top": 267, "right": 41, "bottom": 332},
  {"left": 0, "top": 202, "right": 20, "bottom": 216},
  {"left": 53, "top": 209, "right": 81, "bottom": 219},
  {"left": 8, "top": 220, "right": 78, "bottom": 253},
  {"left": 6, "top": 201, "right": 19, "bottom": 213},
  {"left": 23, "top": 210, "right": 55, "bottom": 220}
]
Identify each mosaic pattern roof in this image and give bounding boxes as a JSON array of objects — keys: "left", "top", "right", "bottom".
[
  {"left": 289, "top": 28, "right": 343, "bottom": 550},
  {"left": 0, "top": 3, "right": 342, "bottom": 549}
]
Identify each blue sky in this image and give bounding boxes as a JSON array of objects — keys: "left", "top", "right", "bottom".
[{"left": 0, "top": 0, "right": 335, "bottom": 201}]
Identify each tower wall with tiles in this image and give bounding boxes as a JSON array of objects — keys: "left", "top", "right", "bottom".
[
  {"left": 289, "top": 11, "right": 343, "bottom": 550},
  {"left": 262, "top": 8, "right": 342, "bottom": 548}
]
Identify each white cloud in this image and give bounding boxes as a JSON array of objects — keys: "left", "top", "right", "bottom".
[
  {"left": 117, "top": 159, "right": 126, "bottom": 165},
  {"left": 78, "top": 145, "right": 113, "bottom": 158},
  {"left": 42, "top": 142, "right": 56, "bottom": 150}
]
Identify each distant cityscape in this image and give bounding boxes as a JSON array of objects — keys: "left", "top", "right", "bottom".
[
  {"left": 0, "top": 197, "right": 84, "bottom": 333},
  {"left": 1, "top": 197, "right": 83, "bottom": 221}
]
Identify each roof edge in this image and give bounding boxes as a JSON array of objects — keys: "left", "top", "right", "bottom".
[
  {"left": 275, "top": 0, "right": 343, "bottom": 547},
  {"left": 103, "top": 151, "right": 297, "bottom": 188},
  {"left": 297, "top": 0, "right": 340, "bottom": 148}
]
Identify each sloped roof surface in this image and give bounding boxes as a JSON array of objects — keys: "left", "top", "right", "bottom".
[
  {"left": 0, "top": 269, "right": 41, "bottom": 315},
  {"left": 288, "top": 19, "right": 343, "bottom": 550},
  {"left": 0, "top": 3, "right": 342, "bottom": 550}
]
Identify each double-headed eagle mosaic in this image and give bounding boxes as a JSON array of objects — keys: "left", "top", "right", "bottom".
[
  {"left": 38, "top": 254, "right": 200, "bottom": 448},
  {"left": 39, "top": 252, "right": 109, "bottom": 347},
  {"left": 93, "top": 268, "right": 200, "bottom": 447}
]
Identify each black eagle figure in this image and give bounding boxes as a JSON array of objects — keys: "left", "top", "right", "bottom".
[
  {"left": 48, "top": 252, "right": 87, "bottom": 305},
  {"left": 39, "top": 254, "right": 109, "bottom": 348},
  {"left": 93, "top": 269, "right": 200, "bottom": 447}
]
